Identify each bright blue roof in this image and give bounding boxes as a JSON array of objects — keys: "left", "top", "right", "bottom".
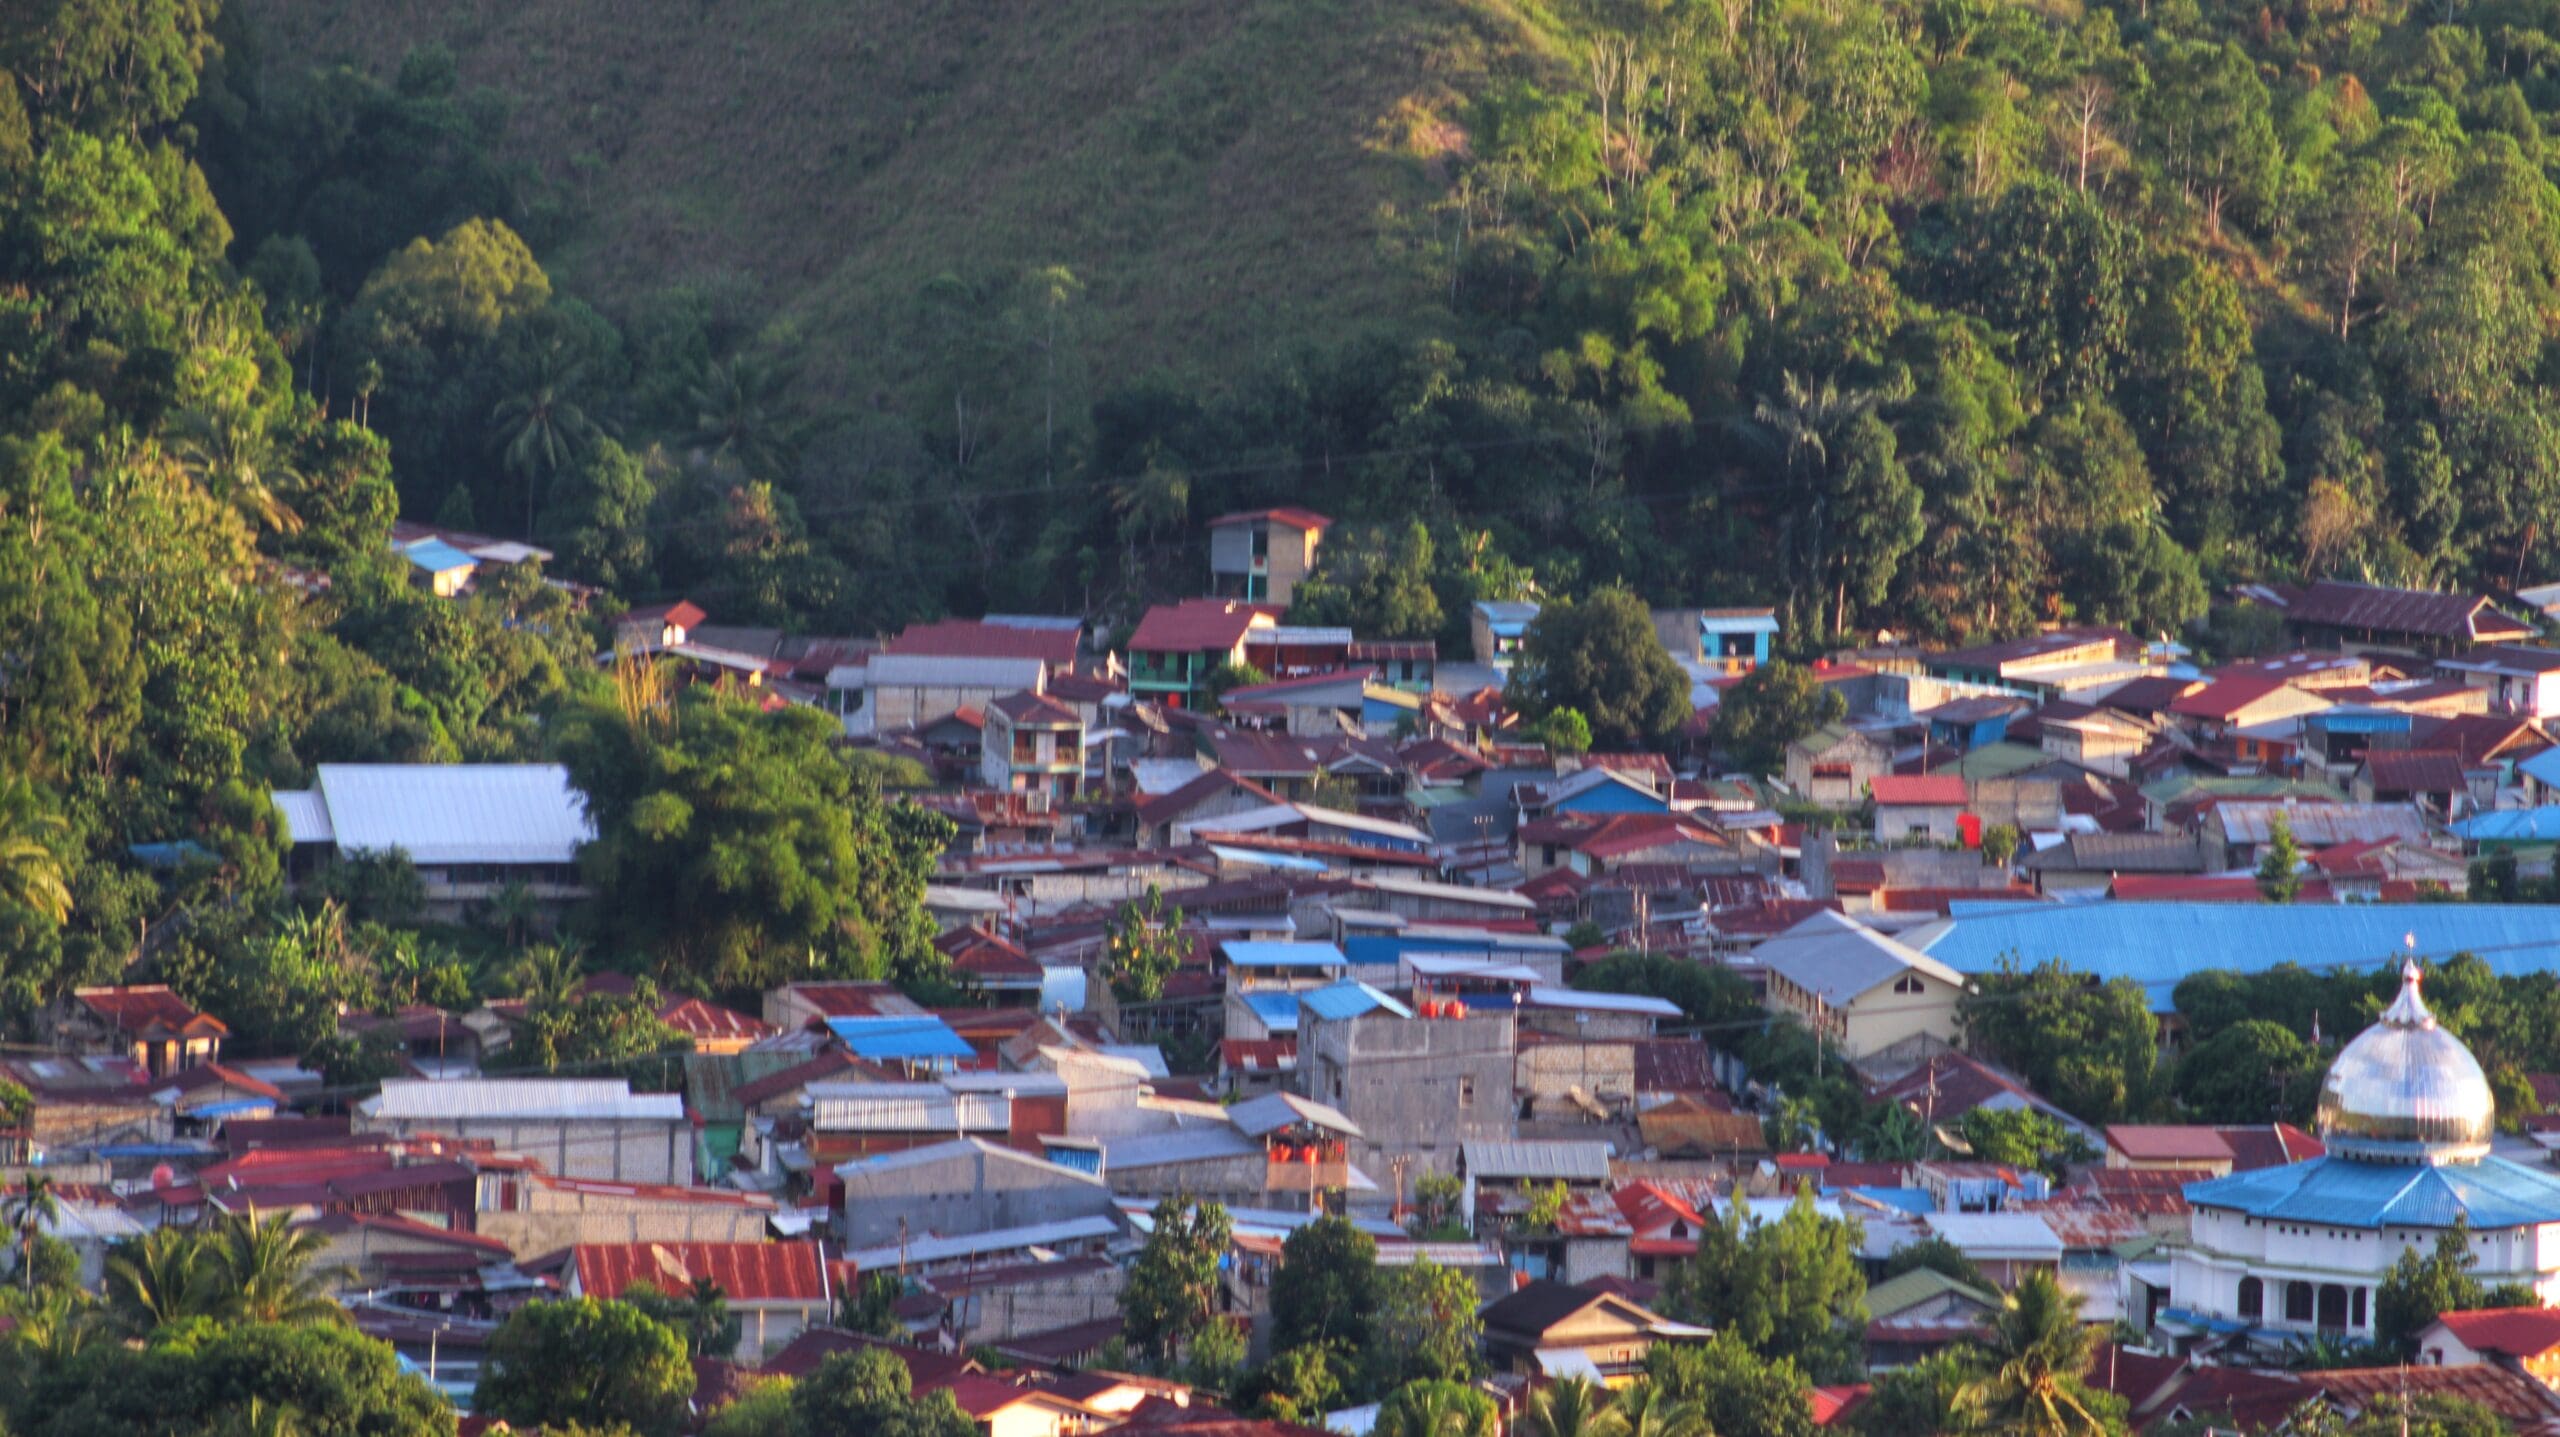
[
  {"left": 2453, "top": 807, "right": 2560, "bottom": 843},
  {"left": 1222, "top": 941, "right": 1348, "bottom": 970},
  {"left": 2186, "top": 1155, "right": 2560, "bottom": 1230},
  {"left": 2522, "top": 750, "right": 2560, "bottom": 790},
  {"left": 1241, "top": 991, "right": 1302, "bottom": 1033},
  {"left": 1698, "top": 613, "right": 1780, "bottom": 636},
  {"left": 397, "top": 538, "right": 478, "bottom": 573},
  {"left": 1845, "top": 1185, "right": 1936, "bottom": 1215},
  {"left": 1298, "top": 981, "right": 1414, "bottom": 1023},
  {"left": 823, "top": 1016, "right": 975, "bottom": 1062},
  {"left": 1913, "top": 903, "right": 2560, "bottom": 1008}
]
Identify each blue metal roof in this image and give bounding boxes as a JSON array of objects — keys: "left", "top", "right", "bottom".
[
  {"left": 2522, "top": 749, "right": 2560, "bottom": 791},
  {"left": 397, "top": 538, "right": 478, "bottom": 573},
  {"left": 1222, "top": 941, "right": 1348, "bottom": 969},
  {"left": 1241, "top": 991, "right": 1302, "bottom": 1033},
  {"left": 1845, "top": 1186, "right": 1936, "bottom": 1215},
  {"left": 1913, "top": 903, "right": 2560, "bottom": 1008},
  {"left": 1298, "top": 981, "right": 1414, "bottom": 1023},
  {"left": 2453, "top": 807, "right": 2560, "bottom": 843},
  {"left": 823, "top": 1016, "right": 976, "bottom": 1062},
  {"left": 2185, "top": 1155, "right": 2560, "bottom": 1230}
]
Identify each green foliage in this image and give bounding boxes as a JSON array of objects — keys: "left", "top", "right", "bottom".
[
  {"left": 1268, "top": 1216, "right": 1376, "bottom": 1355},
  {"left": 1853, "top": 1347, "right": 1980, "bottom": 1437},
  {"left": 1119, "top": 1196, "right": 1231, "bottom": 1365},
  {"left": 623, "top": 1277, "right": 742, "bottom": 1360},
  {"left": 835, "top": 1272, "right": 906, "bottom": 1341},
  {"left": 1373, "top": 1379, "right": 1499, "bottom": 1437},
  {"left": 1715, "top": 661, "right": 1848, "bottom": 775},
  {"left": 553, "top": 688, "right": 951, "bottom": 994},
  {"left": 15, "top": 1319, "right": 451, "bottom": 1437},
  {"left": 1236, "top": 1344, "right": 1344, "bottom": 1425},
  {"left": 1959, "top": 1108, "right": 2097, "bottom": 1181},
  {"left": 1963, "top": 1270, "right": 2123, "bottom": 1437},
  {"left": 2174, "top": 1019, "right": 2321, "bottom": 1124},
  {"left": 1880, "top": 1235, "right": 1989, "bottom": 1292},
  {"left": 1290, "top": 521, "right": 1443, "bottom": 639},
  {"left": 789, "top": 1348, "right": 973, "bottom": 1437},
  {"left": 2258, "top": 813, "right": 2304, "bottom": 903},
  {"left": 1961, "top": 959, "right": 2163, "bottom": 1124},
  {"left": 1662, "top": 1186, "right": 1866, "bottom": 1383},
  {"left": 1534, "top": 707, "right": 1593, "bottom": 756},
  {"left": 1364, "top": 1259, "right": 1481, "bottom": 1390},
  {"left": 703, "top": 1377, "right": 797, "bottom": 1437},
  {"left": 2376, "top": 1222, "right": 2485, "bottom": 1357},
  {"left": 1103, "top": 886, "right": 1188, "bottom": 1004},
  {"left": 1509, "top": 588, "right": 1690, "bottom": 751},
  {"left": 1643, "top": 1335, "right": 1817, "bottom": 1437},
  {"left": 476, "top": 1297, "right": 695, "bottom": 1437}
]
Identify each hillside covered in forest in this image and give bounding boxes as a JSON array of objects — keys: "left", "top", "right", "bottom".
[{"left": 199, "top": 0, "right": 2560, "bottom": 647}]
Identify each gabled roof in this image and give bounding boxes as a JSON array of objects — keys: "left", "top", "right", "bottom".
[
  {"left": 883, "top": 618, "right": 1080, "bottom": 669},
  {"left": 654, "top": 998, "right": 775, "bottom": 1045},
  {"left": 1129, "top": 599, "right": 1274, "bottom": 654},
  {"left": 1753, "top": 911, "right": 1968, "bottom": 1006},
  {"left": 989, "top": 690, "right": 1081, "bottom": 726},
  {"left": 2187, "top": 1154, "right": 2560, "bottom": 1229},
  {"left": 1228, "top": 1091, "right": 1362, "bottom": 1140},
  {"left": 2278, "top": 580, "right": 2536, "bottom": 643},
  {"left": 2166, "top": 675, "right": 2311, "bottom": 720},
  {"left": 1869, "top": 775, "right": 1968, "bottom": 807},
  {"left": 287, "top": 763, "right": 594, "bottom": 866},
  {"left": 2424, "top": 1305, "right": 2560, "bottom": 1360},
  {"left": 2105, "top": 1125, "right": 2235, "bottom": 1163},
  {"left": 2360, "top": 748, "right": 2468, "bottom": 794},
  {"left": 1135, "top": 768, "right": 1284, "bottom": 828},
  {"left": 74, "top": 986, "right": 227, "bottom": 1042},
  {"left": 1461, "top": 1139, "right": 1614, "bottom": 1183},
  {"left": 1864, "top": 1267, "right": 2001, "bottom": 1322}
]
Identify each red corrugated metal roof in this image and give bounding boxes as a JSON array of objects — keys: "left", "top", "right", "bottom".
[
  {"left": 75, "top": 986, "right": 226, "bottom": 1039},
  {"left": 1869, "top": 775, "right": 1968, "bottom": 806},
  {"left": 1207, "top": 508, "right": 1333, "bottom": 532},
  {"left": 2362, "top": 748, "right": 2468, "bottom": 794},
  {"left": 1129, "top": 599, "right": 1274, "bottom": 654},
  {"left": 2427, "top": 1306, "right": 2560, "bottom": 1359},
  {"left": 571, "top": 1242, "right": 846, "bottom": 1304},
  {"left": 883, "top": 619, "right": 1079, "bottom": 668},
  {"left": 655, "top": 998, "right": 776, "bottom": 1043},
  {"left": 2280, "top": 580, "right": 2533, "bottom": 643}
]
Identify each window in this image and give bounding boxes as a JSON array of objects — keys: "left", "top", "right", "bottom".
[
  {"left": 2352, "top": 1287, "right": 2368, "bottom": 1329},
  {"left": 2285, "top": 1281, "right": 2314, "bottom": 1324},
  {"left": 2237, "top": 1277, "right": 2262, "bottom": 1320},
  {"left": 1893, "top": 975, "right": 1926, "bottom": 995},
  {"left": 1459, "top": 1077, "right": 1476, "bottom": 1109}
]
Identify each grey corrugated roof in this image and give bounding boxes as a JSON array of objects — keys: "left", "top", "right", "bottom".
[
  {"left": 1460, "top": 1139, "right": 1614, "bottom": 1182},
  {"left": 307, "top": 764, "right": 592, "bottom": 865},
  {"left": 1754, "top": 910, "right": 1968, "bottom": 1006},
  {"left": 861, "top": 653, "right": 1048, "bottom": 690},
  {"left": 834, "top": 1136, "right": 1106, "bottom": 1185},
  {"left": 1100, "top": 1125, "right": 1260, "bottom": 1170},
  {"left": 270, "top": 790, "right": 333, "bottom": 845},
  {"left": 1229, "top": 1091, "right": 1363, "bottom": 1140}
]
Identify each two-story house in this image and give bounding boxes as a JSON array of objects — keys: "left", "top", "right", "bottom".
[
  {"left": 1206, "top": 508, "right": 1330, "bottom": 606},
  {"left": 981, "top": 692, "right": 1084, "bottom": 801}
]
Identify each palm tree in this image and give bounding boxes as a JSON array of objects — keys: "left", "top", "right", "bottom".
[
  {"left": 505, "top": 940, "right": 588, "bottom": 1013},
  {"left": 107, "top": 1226, "right": 219, "bottom": 1331},
  {"left": 11, "top": 1288, "right": 103, "bottom": 1364},
  {"left": 1608, "top": 1384, "right": 1707, "bottom": 1437},
  {"left": 7, "top": 1174, "right": 58, "bottom": 1291},
  {"left": 684, "top": 358, "right": 788, "bottom": 478},
  {"left": 479, "top": 879, "right": 541, "bottom": 950},
  {"left": 1373, "top": 1380, "right": 1500, "bottom": 1437},
  {"left": 1965, "top": 1269, "right": 2109, "bottom": 1437},
  {"left": 0, "top": 778, "right": 71, "bottom": 926},
  {"left": 491, "top": 349, "right": 599, "bottom": 538},
  {"left": 209, "top": 1206, "right": 349, "bottom": 1325},
  {"left": 1519, "top": 1376, "right": 1626, "bottom": 1437},
  {"left": 168, "top": 407, "right": 304, "bottom": 534}
]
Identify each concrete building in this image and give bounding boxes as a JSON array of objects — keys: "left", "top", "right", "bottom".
[
  {"left": 835, "top": 1138, "right": 1118, "bottom": 1249},
  {"left": 1785, "top": 725, "right": 1893, "bottom": 808},
  {"left": 1207, "top": 508, "right": 1330, "bottom": 606},
  {"left": 980, "top": 691, "right": 1084, "bottom": 801},
  {"left": 2162, "top": 965, "right": 2560, "bottom": 1352},
  {"left": 1753, "top": 910, "right": 1967, "bottom": 1061},
  {"left": 2437, "top": 645, "right": 2560, "bottom": 719},
  {"left": 2416, "top": 1307, "right": 2560, "bottom": 1384},
  {"left": 51, "top": 987, "right": 225, "bottom": 1078},
  {"left": 849, "top": 654, "right": 1047, "bottom": 735},
  {"left": 272, "top": 764, "right": 593, "bottom": 922},
  {"left": 1869, "top": 774, "right": 1969, "bottom": 843},
  {"left": 354, "top": 1079, "right": 691, "bottom": 1185},
  {"left": 1297, "top": 987, "right": 1515, "bottom": 1178},
  {"left": 1127, "top": 599, "right": 1276, "bottom": 710}
]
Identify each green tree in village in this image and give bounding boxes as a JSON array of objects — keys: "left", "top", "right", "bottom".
[
  {"left": 1961, "top": 961, "right": 2163, "bottom": 1124},
  {"left": 1644, "top": 1335, "right": 1818, "bottom": 1437},
  {"left": 1662, "top": 1186, "right": 1866, "bottom": 1383},
  {"left": 1959, "top": 1108, "right": 2098, "bottom": 1181},
  {"left": 837, "top": 1271, "right": 908, "bottom": 1340},
  {"left": 1103, "top": 886, "right": 1189, "bottom": 1004},
  {"left": 1119, "top": 1196, "right": 1232, "bottom": 1366},
  {"left": 1373, "top": 1379, "right": 1501, "bottom": 1437},
  {"left": 624, "top": 1277, "right": 743, "bottom": 1360},
  {"left": 1715, "top": 660, "right": 1848, "bottom": 775},
  {"left": 2376, "top": 1222, "right": 2486, "bottom": 1358},
  {"left": 1267, "top": 1215, "right": 1377, "bottom": 1354},
  {"left": 2174, "top": 1019, "right": 2321, "bottom": 1124},
  {"left": 2257, "top": 813, "right": 2304, "bottom": 903},
  {"left": 1364, "top": 1257, "right": 1482, "bottom": 1391},
  {"left": 1960, "top": 1270, "right": 2124, "bottom": 1437},
  {"left": 1508, "top": 588, "right": 1691, "bottom": 751},
  {"left": 788, "top": 1347, "right": 973, "bottom": 1437},
  {"left": 475, "top": 1297, "right": 696, "bottom": 1437}
]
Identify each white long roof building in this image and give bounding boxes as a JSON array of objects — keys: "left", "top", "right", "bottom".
[{"left": 272, "top": 763, "right": 593, "bottom": 865}]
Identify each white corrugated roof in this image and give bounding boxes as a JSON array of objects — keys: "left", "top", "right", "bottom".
[
  {"left": 805, "top": 1082, "right": 1008, "bottom": 1132},
  {"left": 1522, "top": 987, "right": 1681, "bottom": 1017},
  {"left": 1922, "top": 1211, "right": 2063, "bottom": 1258},
  {"left": 308, "top": 764, "right": 592, "bottom": 866},
  {"left": 1755, "top": 910, "right": 1968, "bottom": 1006},
  {"left": 1358, "top": 875, "right": 1534, "bottom": 909},
  {"left": 862, "top": 653, "right": 1047, "bottom": 690},
  {"left": 270, "top": 790, "right": 333, "bottom": 845},
  {"left": 359, "top": 1078, "right": 681, "bottom": 1122},
  {"left": 843, "top": 1215, "right": 1120, "bottom": 1268},
  {"left": 1100, "top": 1125, "right": 1260, "bottom": 1170}
]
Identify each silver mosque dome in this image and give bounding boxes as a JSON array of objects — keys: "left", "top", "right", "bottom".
[{"left": 2315, "top": 961, "right": 2494, "bottom": 1165}]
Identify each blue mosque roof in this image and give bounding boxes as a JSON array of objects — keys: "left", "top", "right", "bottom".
[{"left": 2185, "top": 1154, "right": 2560, "bottom": 1230}]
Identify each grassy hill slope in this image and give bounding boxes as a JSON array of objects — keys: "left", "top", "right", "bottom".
[{"left": 244, "top": 0, "right": 1568, "bottom": 394}]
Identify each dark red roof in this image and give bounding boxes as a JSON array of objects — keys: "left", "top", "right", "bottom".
[
  {"left": 1713, "top": 897, "right": 1842, "bottom": 937},
  {"left": 2166, "top": 675, "right": 2297, "bottom": 720},
  {"left": 883, "top": 618, "right": 1080, "bottom": 669},
  {"left": 571, "top": 1242, "right": 848, "bottom": 1304},
  {"left": 728, "top": 1051, "right": 864, "bottom": 1108},
  {"left": 936, "top": 928, "right": 1040, "bottom": 981},
  {"left": 2305, "top": 1364, "right": 2560, "bottom": 1425},
  {"left": 1207, "top": 508, "right": 1332, "bottom": 532},
  {"left": 156, "top": 1062, "right": 287, "bottom": 1103},
  {"left": 75, "top": 986, "right": 226, "bottom": 1040},
  {"left": 2425, "top": 1306, "right": 2560, "bottom": 1359},
  {"left": 763, "top": 1329, "right": 973, "bottom": 1385},
  {"left": 990, "top": 690, "right": 1081, "bottom": 726},
  {"left": 1220, "top": 1038, "right": 1296, "bottom": 1072},
  {"left": 1129, "top": 599, "right": 1272, "bottom": 654},
  {"left": 2216, "top": 1123, "right": 2324, "bottom": 1169},
  {"left": 2410, "top": 714, "right": 2550, "bottom": 765},
  {"left": 622, "top": 601, "right": 708, "bottom": 630},
  {"left": 2362, "top": 748, "right": 2468, "bottom": 795},
  {"left": 2278, "top": 580, "right": 2533, "bottom": 643},
  {"left": 1572, "top": 813, "right": 1723, "bottom": 860},
  {"left": 1869, "top": 774, "right": 1968, "bottom": 806}
]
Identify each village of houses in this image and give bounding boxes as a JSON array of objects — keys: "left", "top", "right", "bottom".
[{"left": 42, "top": 506, "right": 2560, "bottom": 1434}]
